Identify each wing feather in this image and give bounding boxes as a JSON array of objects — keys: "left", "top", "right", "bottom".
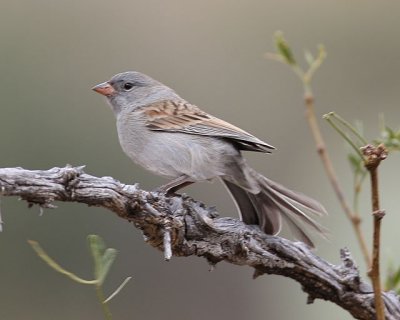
[{"left": 142, "top": 100, "right": 275, "bottom": 153}]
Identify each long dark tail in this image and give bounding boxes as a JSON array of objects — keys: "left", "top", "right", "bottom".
[{"left": 222, "top": 169, "right": 327, "bottom": 247}]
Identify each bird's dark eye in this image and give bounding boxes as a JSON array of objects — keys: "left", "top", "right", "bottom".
[{"left": 123, "top": 82, "right": 134, "bottom": 91}]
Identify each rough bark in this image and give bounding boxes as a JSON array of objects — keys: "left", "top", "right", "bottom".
[{"left": 0, "top": 166, "right": 399, "bottom": 319}]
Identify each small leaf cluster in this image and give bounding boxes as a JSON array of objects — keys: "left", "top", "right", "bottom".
[
  {"left": 375, "top": 126, "right": 400, "bottom": 152},
  {"left": 29, "top": 235, "right": 132, "bottom": 320},
  {"left": 267, "top": 31, "right": 326, "bottom": 95}
]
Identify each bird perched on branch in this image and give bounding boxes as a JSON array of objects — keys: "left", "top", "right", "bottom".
[{"left": 93, "top": 71, "right": 326, "bottom": 246}]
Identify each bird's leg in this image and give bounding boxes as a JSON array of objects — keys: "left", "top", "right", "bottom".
[{"left": 154, "top": 175, "right": 194, "bottom": 195}]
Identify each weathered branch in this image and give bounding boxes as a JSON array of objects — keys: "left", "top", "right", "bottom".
[{"left": 0, "top": 166, "right": 399, "bottom": 319}]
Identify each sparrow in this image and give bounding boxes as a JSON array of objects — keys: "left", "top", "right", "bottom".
[{"left": 92, "top": 71, "right": 326, "bottom": 246}]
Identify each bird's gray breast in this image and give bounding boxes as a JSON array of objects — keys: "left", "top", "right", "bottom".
[{"left": 115, "top": 109, "right": 240, "bottom": 181}]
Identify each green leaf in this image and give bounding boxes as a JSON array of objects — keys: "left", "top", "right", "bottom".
[
  {"left": 274, "top": 31, "right": 296, "bottom": 65},
  {"left": 88, "top": 234, "right": 106, "bottom": 279},
  {"left": 304, "top": 50, "right": 314, "bottom": 66},
  {"left": 375, "top": 125, "right": 400, "bottom": 152},
  {"left": 386, "top": 126, "right": 395, "bottom": 138},
  {"left": 98, "top": 248, "right": 118, "bottom": 285},
  {"left": 316, "top": 45, "right": 327, "bottom": 63},
  {"left": 88, "top": 235, "right": 118, "bottom": 285},
  {"left": 28, "top": 240, "right": 97, "bottom": 285},
  {"left": 104, "top": 277, "right": 133, "bottom": 303}
]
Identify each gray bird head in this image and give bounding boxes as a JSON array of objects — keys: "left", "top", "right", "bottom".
[{"left": 92, "top": 71, "right": 179, "bottom": 115}]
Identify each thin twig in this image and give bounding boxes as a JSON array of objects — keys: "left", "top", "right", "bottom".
[
  {"left": 304, "top": 94, "right": 348, "bottom": 215},
  {"left": 303, "top": 93, "right": 371, "bottom": 266},
  {"left": 324, "top": 113, "right": 365, "bottom": 159},
  {"left": 96, "top": 284, "right": 113, "bottom": 320},
  {"left": 351, "top": 171, "right": 370, "bottom": 265},
  {"left": 327, "top": 112, "right": 368, "bottom": 145},
  {"left": 268, "top": 33, "right": 371, "bottom": 266},
  {"left": 369, "top": 171, "right": 384, "bottom": 320},
  {"left": 363, "top": 144, "right": 388, "bottom": 320}
]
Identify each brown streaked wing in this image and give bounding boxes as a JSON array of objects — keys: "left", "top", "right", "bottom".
[{"left": 142, "top": 100, "right": 275, "bottom": 153}]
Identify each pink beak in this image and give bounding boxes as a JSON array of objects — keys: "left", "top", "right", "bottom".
[{"left": 92, "top": 82, "right": 116, "bottom": 96}]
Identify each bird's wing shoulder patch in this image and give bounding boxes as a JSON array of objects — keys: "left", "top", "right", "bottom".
[{"left": 143, "top": 100, "right": 211, "bottom": 129}]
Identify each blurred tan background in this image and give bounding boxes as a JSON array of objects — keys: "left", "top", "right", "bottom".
[{"left": 1, "top": 1, "right": 400, "bottom": 319}]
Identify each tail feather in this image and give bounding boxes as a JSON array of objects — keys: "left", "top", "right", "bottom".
[
  {"left": 281, "top": 212, "right": 315, "bottom": 247},
  {"left": 221, "top": 167, "right": 327, "bottom": 247},
  {"left": 222, "top": 179, "right": 259, "bottom": 225},
  {"left": 222, "top": 179, "right": 281, "bottom": 234},
  {"left": 263, "top": 176, "right": 327, "bottom": 216},
  {"left": 262, "top": 186, "right": 326, "bottom": 235},
  {"left": 247, "top": 191, "right": 282, "bottom": 235}
]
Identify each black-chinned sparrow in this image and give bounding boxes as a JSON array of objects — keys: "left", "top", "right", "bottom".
[{"left": 93, "top": 71, "right": 326, "bottom": 246}]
